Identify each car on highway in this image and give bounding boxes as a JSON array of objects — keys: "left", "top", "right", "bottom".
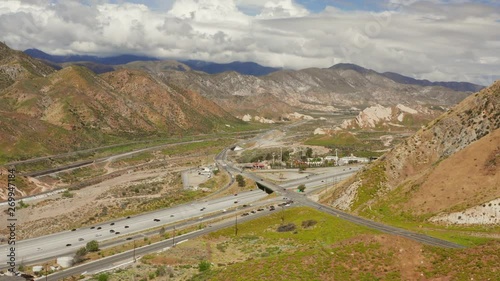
[
  {"left": 78, "top": 238, "right": 84, "bottom": 241},
  {"left": 153, "top": 218, "right": 160, "bottom": 222},
  {"left": 124, "top": 225, "right": 129, "bottom": 228},
  {"left": 115, "top": 232, "right": 120, "bottom": 234},
  {"left": 110, "top": 230, "right": 115, "bottom": 233},
  {"left": 234, "top": 193, "right": 238, "bottom": 196},
  {"left": 90, "top": 226, "right": 95, "bottom": 229},
  {"left": 126, "top": 216, "right": 131, "bottom": 219},
  {"left": 170, "top": 214, "right": 174, "bottom": 217},
  {"left": 110, "top": 222, "right": 115, "bottom": 226},
  {"left": 71, "top": 228, "right": 76, "bottom": 231},
  {"left": 234, "top": 200, "right": 238, "bottom": 203},
  {"left": 251, "top": 210, "right": 256, "bottom": 214},
  {"left": 97, "top": 227, "right": 102, "bottom": 230},
  {"left": 126, "top": 237, "right": 132, "bottom": 240},
  {"left": 257, "top": 208, "right": 264, "bottom": 211},
  {"left": 241, "top": 213, "right": 249, "bottom": 216},
  {"left": 200, "top": 207, "right": 206, "bottom": 211},
  {"left": 66, "top": 244, "right": 71, "bottom": 246},
  {"left": 222, "top": 209, "right": 227, "bottom": 213}
]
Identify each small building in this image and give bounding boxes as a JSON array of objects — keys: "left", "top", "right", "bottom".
[
  {"left": 324, "top": 156, "right": 338, "bottom": 162},
  {"left": 338, "top": 154, "right": 370, "bottom": 166},
  {"left": 252, "top": 162, "right": 268, "bottom": 169}
]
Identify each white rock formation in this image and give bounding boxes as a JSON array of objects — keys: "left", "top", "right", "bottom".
[
  {"left": 396, "top": 104, "right": 418, "bottom": 114},
  {"left": 430, "top": 198, "right": 500, "bottom": 225},
  {"left": 241, "top": 114, "right": 252, "bottom": 122},
  {"left": 286, "top": 112, "right": 314, "bottom": 120},
  {"left": 314, "top": 128, "right": 327, "bottom": 135}
]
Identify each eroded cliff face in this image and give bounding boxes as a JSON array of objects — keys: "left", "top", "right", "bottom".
[{"left": 323, "top": 81, "right": 500, "bottom": 224}]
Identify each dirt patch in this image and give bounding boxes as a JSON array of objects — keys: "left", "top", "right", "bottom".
[{"left": 331, "top": 234, "right": 428, "bottom": 281}]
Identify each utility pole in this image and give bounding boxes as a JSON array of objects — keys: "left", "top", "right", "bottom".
[
  {"left": 173, "top": 226, "right": 176, "bottom": 247},
  {"left": 235, "top": 213, "right": 238, "bottom": 236},
  {"left": 45, "top": 263, "right": 48, "bottom": 281},
  {"left": 133, "top": 240, "right": 136, "bottom": 262}
]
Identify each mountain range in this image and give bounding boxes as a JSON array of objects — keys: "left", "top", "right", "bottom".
[
  {"left": 24, "top": 48, "right": 280, "bottom": 76},
  {"left": 0, "top": 42, "right": 487, "bottom": 162},
  {"left": 24, "top": 48, "right": 483, "bottom": 92},
  {"left": 159, "top": 64, "right": 472, "bottom": 117},
  {"left": 0, "top": 42, "right": 243, "bottom": 163}
]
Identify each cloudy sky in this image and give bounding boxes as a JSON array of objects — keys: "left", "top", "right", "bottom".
[{"left": 1, "top": 0, "right": 499, "bottom": 85}]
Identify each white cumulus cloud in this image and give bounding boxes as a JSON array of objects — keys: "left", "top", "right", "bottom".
[{"left": 0, "top": 0, "right": 498, "bottom": 85}]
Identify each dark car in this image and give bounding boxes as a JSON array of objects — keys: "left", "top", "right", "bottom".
[
  {"left": 124, "top": 225, "right": 129, "bottom": 228},
  {"left": 126, "top": 216, "right": 131, "bottom": 219},
  {"left": 110, "top": 229, "right": 115, "bottom": 233},
  {"left": 71, "top": 228, "right": 76, "bottom": 231},
  {"left": 110, "top": 222, "right": 115, "bottom": 226},
  {"left": 90, "top": 226, "right": 95, "bottom": 229},
  {"left": 115, "top": 232, "right": 120, "bottom": 234},
  {"left": 66, "top": 244, "right": 71, "bottom": 246},
  {"left": 154, "top": 218, "right": 160, "bottom": 222},
  {"left": 126, "top": 237, "right": 133, "bottom": 240},
  {"left": 170, "top": 214, "right": 174, "bottom": 217},
  {"left": 97, "top": 227, "right": 102, "bottom": 230}
]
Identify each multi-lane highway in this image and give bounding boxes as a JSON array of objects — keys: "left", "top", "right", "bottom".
[
  {"left": 0, "top": 190, "right": 269, "bottom": 268},
  {"left": 35, "top": 208, "right": 276, "bottom": 281}
]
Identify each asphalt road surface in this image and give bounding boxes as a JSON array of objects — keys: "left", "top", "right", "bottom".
[
  {"left": 0, "top": 190, "right": 268, "bottom": 268},
  {"left": 37, "top": 209, "right": 273, "bottom": 281}
]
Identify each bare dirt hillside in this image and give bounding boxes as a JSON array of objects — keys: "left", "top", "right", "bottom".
[
  {"left": 321, "top": 80, "right": 500, "bottom": 224},
  {"left": 0, "top": 43, "right": 242, "bottom": 163}
]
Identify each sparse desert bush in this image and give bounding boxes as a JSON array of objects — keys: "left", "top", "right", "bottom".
[
  {"left": 277, "top": 223, "right": 296, "bottom": 232},
  {"left": 301, "top": 220, "right": 317, "bottom": 228}
]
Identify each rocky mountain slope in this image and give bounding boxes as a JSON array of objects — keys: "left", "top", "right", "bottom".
[
  {"left": 0, "top": 43, "right": 242, "bottom": 163},
  {"left": 321, "top": 80, "right": 499, "bottom": 225},
  {"left": 331, "top": 63, "right": 484, "bottom": 92},
  {"left": 340, "top": 103, "right": 442, "bottom": 130},
  {"left": 158, "top": 64, "right": 471, "bottom": 118},
  {"left": 0, "top": 42, "right": 54, "bottom": 91}
]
